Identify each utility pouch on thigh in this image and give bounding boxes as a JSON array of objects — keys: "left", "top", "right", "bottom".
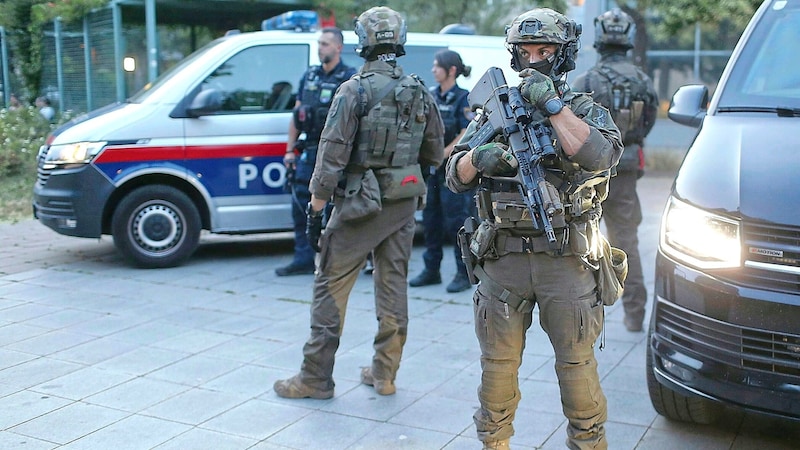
[
  {"left": 469, "top": 220, "right": 498, "bottom": 260},
  {"left": 338, "top": 169, "right": 382, "bottom": 223},
  {"left": 569, "top": 221, "right": 590, "bottom": 258},
  {"left": 374, "top": 165, "right": 426, "bottom": 200},
  {"left": 596, "top": 233, "right": 629, "bottom": 306}
]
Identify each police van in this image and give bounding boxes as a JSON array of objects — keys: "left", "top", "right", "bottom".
[{"left": 32, "top": 18, "right": 515, "bottom": 268}]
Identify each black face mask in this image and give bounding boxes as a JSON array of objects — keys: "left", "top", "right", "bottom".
[{"left": 528, "top": 54, "right": 555, "bottom": 75}]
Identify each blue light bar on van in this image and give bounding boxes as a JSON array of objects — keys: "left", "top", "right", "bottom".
[{"left": 262, "top": 10, "right": 319, "bottom": 32}]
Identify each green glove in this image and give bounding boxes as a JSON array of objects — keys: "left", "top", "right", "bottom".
[
  {"left": 519, "top": 68, "right": 558, "bottom": 110},
  {"left": 471, "top": 142, "right": 518, "bottom": 177}
]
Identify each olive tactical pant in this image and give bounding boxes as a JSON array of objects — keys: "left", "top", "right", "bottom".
[
  {"left": 602, "top": 169, "right": 646, "bottom": 323},
  {"left": 473, "top": 251, "right": 607, "bottom": 450},
  {"left": 299, "top": 198, "right": 417, "bottom": 391}
]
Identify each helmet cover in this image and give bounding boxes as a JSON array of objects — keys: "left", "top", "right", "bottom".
[
  {"left": 354, "top": 6, "right": 407, "bottom": 57},
  {"left": 594, "top": 8, "right": 635, "bottom": 49}
]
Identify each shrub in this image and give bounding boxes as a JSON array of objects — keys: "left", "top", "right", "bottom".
[{"left": 0, "top": 106, "right": 54, "bottom": 177}]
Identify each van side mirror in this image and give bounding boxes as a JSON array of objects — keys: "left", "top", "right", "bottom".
[
  {"left": 187, "top": 89, "right": 223, "bottom": 117},
  {"left": 668, "top": 84, "right": 708, "bottom": 128}
]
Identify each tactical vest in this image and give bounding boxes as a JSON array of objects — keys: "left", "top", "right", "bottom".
[
  {"left": 296, "top": 64, "right": 352, "bottom": 142},
  {"left": 580, "top": 63, "right": 652, "bottom": 145},
  {"left": 349, "top": 72, "right": 428, "bottom": 170},
  {"left": 477, "top": 93, "right": 609, "bottom": 232},
  {"left": 432, "top": 86, "right": 468, "bottom": 145}
]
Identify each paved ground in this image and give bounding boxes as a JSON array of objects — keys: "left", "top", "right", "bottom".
[{"left": 1, "top": 170, "right": 799, "bottom": 449}]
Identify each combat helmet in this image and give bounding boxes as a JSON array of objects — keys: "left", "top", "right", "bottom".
[
  {"left": 505, "top": 8, "right": 581, "bottom": 78},
  {"left": 354, "top": 6, "right": 407, "bottom": 58},
  {"left": 594, "top": 8, "right": 635, "bottom": 51}
]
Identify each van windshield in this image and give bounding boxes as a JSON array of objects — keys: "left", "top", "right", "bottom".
[
  {"left": 719, "top": 1, "right": 800, "bottom": 109},
  {"left": 128, "top": 38, "right": 226, "bottom": 103}
]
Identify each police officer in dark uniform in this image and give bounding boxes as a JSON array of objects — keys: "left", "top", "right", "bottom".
[
  {"left": 447, "top": 8, "right": 623, "bottom": 449},
  {"left": 276, "top": 27, "right": 357, "bottom": 276},
  {"left": 273, "top": 6, "right": 444, "bottom": 399},
  {"left": 409, "top": 49, "right": 475, "bottom": 293},
  {"left": 572, "top": 9, "right": 659, "bottom": 331}
]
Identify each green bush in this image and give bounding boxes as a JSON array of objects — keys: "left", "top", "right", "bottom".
[
  {"left": 0, "top": 106, "right": 54, "bottom": 177},
  {"left": 0, "top": 106, "right": 74, "bottom": 222}
]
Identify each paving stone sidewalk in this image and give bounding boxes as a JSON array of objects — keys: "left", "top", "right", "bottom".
[{"left": 0, "top": 172, "right": 797, "bottom": 449}]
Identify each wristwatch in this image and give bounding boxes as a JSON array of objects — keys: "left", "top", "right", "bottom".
[{"left": 544, "top": 97, "right": 565, "bottom": 117}]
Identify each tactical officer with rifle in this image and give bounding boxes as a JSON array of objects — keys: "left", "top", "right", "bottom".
[
  {"left": 572, "top": 9, "right": 659, "bottom": 332},
  {"left": 274, "top": 6, "right": 444, "bottom": 399},
  {"left": 446, "top": 8, "right": 624, "bottom": 450},
  {"left": 276, "top": 27, "right": 357, "bottom": 276}
]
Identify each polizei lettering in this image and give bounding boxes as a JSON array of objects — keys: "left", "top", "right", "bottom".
[{"left": 238, "top": 162, "right": 286, "bottom": 189}]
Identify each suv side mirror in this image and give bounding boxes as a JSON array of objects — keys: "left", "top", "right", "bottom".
[
  {"left": 668, "top": 84, "right": 708, "bottom": 128},
  {"left": 186, "top": 89, "right": 223, "bottom": 117}
]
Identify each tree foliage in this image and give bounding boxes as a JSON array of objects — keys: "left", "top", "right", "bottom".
[
  {"left": 0, "top": 0, "right": 108, "bottom": 101},
  {"left": 314, "top": 0, "right": 568, "bottom": 35},
  {"left": 649, "top": 0, "right": 763, "bottom": 34}
]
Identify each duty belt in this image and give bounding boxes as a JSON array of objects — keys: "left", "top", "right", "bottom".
[{"left": 495, "top": 229, "right": 569, "bottom": 255}]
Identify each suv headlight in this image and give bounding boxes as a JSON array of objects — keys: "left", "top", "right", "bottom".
[
  {"left": 660, "top": 196, "right": 741, "bottom": 269},
  {"left": 44, "top": 141, "right": 107, "bottom": 166}
]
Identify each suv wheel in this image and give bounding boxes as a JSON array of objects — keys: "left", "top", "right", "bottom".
[
  {"left": 646, "top": 332, "right": 721, "bottom": 424},
  {"left": 112, "top": 185, "right": 201, "bottom": 268}
]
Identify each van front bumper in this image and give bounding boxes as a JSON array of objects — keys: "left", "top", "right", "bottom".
[
  {"left": 33, "top": 164, "right": 115, "bottom": 238},
  {"left": 650, "top": 251, "right": 800, "bottom": 420}
]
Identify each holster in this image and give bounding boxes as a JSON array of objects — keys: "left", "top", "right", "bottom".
[{"left": 457, "top": 217, "right": 479, "bottom": 285}]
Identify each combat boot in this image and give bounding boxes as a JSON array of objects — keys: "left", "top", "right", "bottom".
[
  {"left": 275, "top": 261, "right": 315, "bottom": 276},
  {"left": 446, "top": 271, "right": 471, "bottom": 293},
  {"left": 482, "top": 438, "right": 510, "bottom": 449},
  {"left": 360, "top": 367, "right": 396, "bottom": 395},
  {"left": 273, "top": 374, "right": 333, "bottom": 399},
  {"left": 409, "top": 269, "right": 441, "bottom": 287}
]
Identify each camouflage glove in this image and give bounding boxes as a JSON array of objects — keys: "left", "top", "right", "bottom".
[
  {"left": 471, "top": 142, "right": 518, "bottom": 177},
  {"left": 519, "top": 68, "right": 558, "bottom": 111},
  {"left": 305, "top": 202, "right": 324, "bottom": 253}
]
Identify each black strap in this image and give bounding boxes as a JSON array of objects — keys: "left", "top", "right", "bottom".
[{"left": 473, "top": 265, "right": 532, "bottom": 312}]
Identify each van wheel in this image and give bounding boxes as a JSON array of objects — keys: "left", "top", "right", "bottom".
[
  {"left": 646, "top": 333, "right": 721, "bottom": 424},
  {"left": 112, "top": 185, "right": 201, "bottom": 268}
]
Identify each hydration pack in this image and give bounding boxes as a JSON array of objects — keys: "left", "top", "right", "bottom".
[
  {"left": 582, "top": 63, "right": 652, "bottom": 144},
  {"left": 350, "top": 72, "right": 428, "bottom": 169}
]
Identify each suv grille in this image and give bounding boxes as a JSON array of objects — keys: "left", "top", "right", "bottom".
[
  {"left": 717, "top": 222, "right": 800, "bottom": 294},
  {"left": 37, "top": 147, "right": 51, "bottom": 185},
  {"left": 657, "top": 302, "right": 800, "bottom": 378}
]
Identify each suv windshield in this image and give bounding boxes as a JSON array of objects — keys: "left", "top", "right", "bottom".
[
  {"left": 128, "top": 37, "right": 225, "bottom": 103},
  {"left": 719, "top": 0, "right": 800, "bottom": 109}
]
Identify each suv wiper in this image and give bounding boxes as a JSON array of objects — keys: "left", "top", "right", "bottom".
[{"left": 718, "top": 106, "right": 800, "bottom": 117}]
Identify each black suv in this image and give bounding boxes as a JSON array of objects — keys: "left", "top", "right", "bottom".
[{"left": 647, "top": 0, "right": 800, "bottom": 423}]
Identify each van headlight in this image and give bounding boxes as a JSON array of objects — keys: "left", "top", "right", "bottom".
[
  {"left": 660, "top": 196, "right": 741, "bottom": 269},
  {"left": 44, "top": 141, "right": 107, "bottom": 165}
]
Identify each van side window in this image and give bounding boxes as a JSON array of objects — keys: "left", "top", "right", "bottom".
[{"left": 201, "top": 44, "right": 309, "bottom": 113}]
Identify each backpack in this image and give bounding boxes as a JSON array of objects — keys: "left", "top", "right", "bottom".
[
  {"left": 351, "top": 72, "right": 428, "bottom": 169},
  {"left": 582, "top": 62, "right": 652, "bottom": 144}
]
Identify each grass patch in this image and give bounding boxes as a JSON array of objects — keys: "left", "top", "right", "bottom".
[{"left": 0, "top": 171, "right": 37, "bottom": 224}]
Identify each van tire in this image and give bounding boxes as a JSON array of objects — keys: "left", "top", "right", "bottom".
[
  {"left": 646, "top": 335, "right": 721, "bottom": 424},
  {"left": 112, "top": 185, "right": 201, "bottom": 268}
]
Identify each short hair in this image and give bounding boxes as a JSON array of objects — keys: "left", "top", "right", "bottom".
[{"left": 322, "top": 27, "right": 344, "bottom": 45}]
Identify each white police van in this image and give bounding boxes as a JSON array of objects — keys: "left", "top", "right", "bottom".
[{"left": 33, "top": 17, "right": 515, "bottom": 268}]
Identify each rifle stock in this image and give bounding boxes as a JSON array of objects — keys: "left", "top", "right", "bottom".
[{"left": 466, "top": 67, "right": 564, "bottom": 249}]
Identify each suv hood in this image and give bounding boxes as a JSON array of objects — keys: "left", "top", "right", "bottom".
[{"left": 674, "top": 114, "right": 800, "bottom": 227}]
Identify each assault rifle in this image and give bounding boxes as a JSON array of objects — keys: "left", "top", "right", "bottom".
[{"left": 465, "top": 67, "right": 565, "bottom": 249}]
